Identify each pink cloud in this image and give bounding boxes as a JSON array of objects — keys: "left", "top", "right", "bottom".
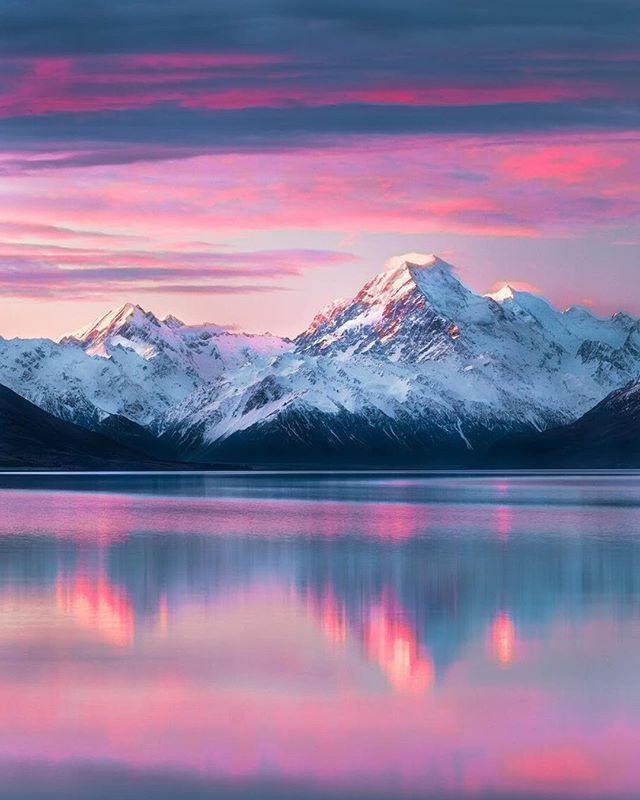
[
  {"left": 500, "top": 144, "right": 626, "bottom": 185},
  {"left": 0, "top": 132, "right": 638, "bottom": 320},
  {"left": 0, "top": 53, "right": 621, "bottom": 119},
  {"left": 0, "top": 220, "right": 143, "bottom": 244},
  {"left": 0, "top": 242, "right": 356, "bottom": 298},
  {"left": 5, "top": 133, "right": 638, "bottom": 238},
  {"left": 178, "top": 82, "right": 608, "bottom": 112}
]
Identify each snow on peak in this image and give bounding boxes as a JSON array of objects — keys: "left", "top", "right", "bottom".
[
  {"left": 383, "top": 252, "right": 442, "bottom": 271},
  {"left": 62, "top": 302, "right": 167, "bottom": 357},
  {"left": 162, "top": 314, "right": 185, "bottom": 328},
  {"left": 485, "top": 284, "right": 516, "bottom": 303},
  {"left": 67, "top": 302, "right": 139, "bottom": 341},
  {"left": 295, "top": 251, "right": 495, "bottom": 357},
  {"left": 484, "top": 283, "right": 544, "bottom": 305},
  {"left": 611, "top": 311, "right": 635, "bottom": 330},
  {"left": 356, "top": 254, "right": 458, "bottom": 308},
  {"left": 66, "top": 302, "right": 165, "bottom": 343},
  {"left": 564, "top": 304, "right": 596, "bottom": 319}
]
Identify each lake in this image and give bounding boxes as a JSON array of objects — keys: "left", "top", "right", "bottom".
[{"left": 0, "top": 471, "right": 639, "bottom": 799}]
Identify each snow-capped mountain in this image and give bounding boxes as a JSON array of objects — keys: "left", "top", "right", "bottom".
[
  {"left": 160, "top": 254, "right": 640, "bottom": 464},
  {"left": 0, "top": 302, "right": 289, "bottom": 436},
  {"left": 64, "top": 302, "right": 288, "bottom": 370},
  {"left": 1, "top": 252, "right": 639, "bottom": 466}
]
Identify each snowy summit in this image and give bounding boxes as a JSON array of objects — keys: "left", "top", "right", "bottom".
[{"left": 0, "top": 251, "right": 638, "bottom": 464}]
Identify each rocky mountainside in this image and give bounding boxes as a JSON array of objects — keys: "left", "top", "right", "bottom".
[
  {"left": 1, "top": 253, "right": 639, "bottom": 467},
  {"left": 491, "top": 378, "right": 640, "bottom": 467}
]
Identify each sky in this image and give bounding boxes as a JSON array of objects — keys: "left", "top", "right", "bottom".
[{"left": 0, "top": 0, "right": 638, "bottom": 339}]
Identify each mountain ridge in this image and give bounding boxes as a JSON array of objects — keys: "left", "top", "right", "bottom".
[{"left": 1, "top": 251, "right": 639, "bottom": 468}]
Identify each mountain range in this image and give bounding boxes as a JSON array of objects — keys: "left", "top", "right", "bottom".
[{"left": 1, "top": 253, "right": 638, "bottom": 468}]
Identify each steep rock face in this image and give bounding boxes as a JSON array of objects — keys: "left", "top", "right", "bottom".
[{"left": 161, "top": 351, "right": 523, "bottom": 465}]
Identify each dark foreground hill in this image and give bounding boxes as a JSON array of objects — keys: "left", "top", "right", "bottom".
[
  {"left": 0, "top": 383, "right": 213, "bottom": 470},
  {"left": 490, "top": 378, "right": 640, "bottom": 468}
]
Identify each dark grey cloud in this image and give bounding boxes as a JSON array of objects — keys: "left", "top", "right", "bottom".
[
  {"left": 1, "top": 0, "right": 640, "bottom": 55},
  {"left": 2, "top": 101, "right": 639, "bottom": 171},
  {"left": 0, "top": 0, "right": 637, "bottom": 166}
]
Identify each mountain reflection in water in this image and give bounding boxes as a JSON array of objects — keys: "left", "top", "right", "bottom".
[{"left": 0, "top": 472, "right": 638, "bottom": 799}]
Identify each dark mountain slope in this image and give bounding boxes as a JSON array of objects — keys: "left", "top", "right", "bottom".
[
  {"left": 491, "top": 378, "right": 640, "bottom": 467},
  {"left": 0, "top": 383, "right": 197, "bottom": 470}
]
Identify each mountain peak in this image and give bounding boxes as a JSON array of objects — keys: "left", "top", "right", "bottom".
[
  {"left": 67, "top": 302, "right": 156, "bottom": 342},
  {"left": 162, "top": 314, "right": 185, "bottom": 328},
  {"left": 296, "top": 251, "right": 494, "bottom": 357},
  {"left": 485, "top": 284, "right": 516, "bottom": 303},
  {"left": 564, "top": 304, "right": 597, "bottom": 320},
  {"left": 62, "top": 302, "right": 165, "bottom": 357},
  {"left": 383, "top": 252, "right": 448, "bottom": 272},
  {"left": 357, "top": 253, "right": 458, "bottom": 308},
  {"left": 611, "top": 311, "right": 635, "bottom": 327},
  {"left": 99, "top": 301, "right": 140, "bottom": 327}
]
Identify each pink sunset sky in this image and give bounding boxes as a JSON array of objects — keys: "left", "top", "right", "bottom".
[{"left": 0, "top": 1, "right": 638, "bottom": 338}]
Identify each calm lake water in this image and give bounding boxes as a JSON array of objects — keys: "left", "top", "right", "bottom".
[{"left": 0, "top": 471, "right": 639, "bottom": 799}]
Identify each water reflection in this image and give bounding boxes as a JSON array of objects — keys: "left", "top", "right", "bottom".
[
  {"left": 55, "top": 570, "right": 134, "bottom": 647},
  {"left": 490, "top": 611, "right": 516, "bottom": 666},
  {"left": 363, "top": 597, "right": 434, "bottom": 695},
  {"left": 0, "top": 474, "right": 638, "bottom": 798}
]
